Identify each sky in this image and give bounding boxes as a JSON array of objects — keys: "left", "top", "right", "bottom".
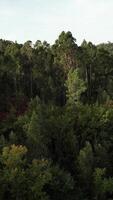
[{"left": 0, "top": 0, "right": 113, "bottom": 45}]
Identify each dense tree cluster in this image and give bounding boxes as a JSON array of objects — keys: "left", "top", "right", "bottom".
[{"left": 1, "top": 31, "right": 113, "bottom": 199}]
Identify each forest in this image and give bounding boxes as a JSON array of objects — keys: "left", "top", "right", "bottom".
[{"left": 1, "top": 31, "right": 113, "bottom": 199}]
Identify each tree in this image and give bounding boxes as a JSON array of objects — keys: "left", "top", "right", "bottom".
[
  {"left": 1, "top": 145, "right": 28, "bottom": 199},
  {"left": 20, "top": 41, "right": 34, "bottom": 98},
  {"left": 28, "top": 159, "right": 52, "bottom": 200},
  {"left": 94, "top": 168, "right": 113, "bottom": 200},
  {"left": 66, "top": 68, "right": 86, "bottom": 104},
  {"left": 25, "top": 97, "right": 48, "bottom": 159},
  {"left": 78, "top": 142, "right": 94, "bottom": 198},
  {"left": 47, "top": 165, "right": 74, "bottom": 200},
  {"left": 52, "top": 31, "right": 78, "bottom": 74}
]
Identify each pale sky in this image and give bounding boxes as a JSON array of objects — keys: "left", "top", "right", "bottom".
[{"left": 0, "top": 0, "right": 113, "bottom": 45}]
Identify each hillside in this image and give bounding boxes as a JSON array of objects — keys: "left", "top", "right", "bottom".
[{"left": 0, "top": 32, "right": 113, "bottom": 199}]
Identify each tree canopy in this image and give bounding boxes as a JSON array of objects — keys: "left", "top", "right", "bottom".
[{"left": 1, "top": 31, "right": 113, "bottom": 199}]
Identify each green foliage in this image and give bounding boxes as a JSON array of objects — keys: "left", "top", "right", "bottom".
[
  {"left": 28, "top": 159, "right": 52, "bottom": 200},
  {"left": 1, "top": 32, "right": 113, "bottom": 199},
  {"left": 0, "top": 145, "right": 28, "bottom": 199},
  {"left": 94, "top": 168, "right": 113, "bottom": 199},
  {"left": 66, "top": 68, "right": 86, "bottom": 104},
  {"left": 78, "top": 142, "right": 93, "bottom": 179},
  {"left": 52, "top": 31, "right": 77, "bottom": 73},
  {"left": 47, "top": 165, "right": 74, "bottom": 200}
]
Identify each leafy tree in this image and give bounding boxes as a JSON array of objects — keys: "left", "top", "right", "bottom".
[
  {"left": 52, "top": 31, "right": 78, "bottom": 73},
  {"left": 94, "top": 168, "right": 113, "bottom": 200},
  {"left": 66, "top": 68, "right": 86, "bottom": 104},
  {"left": 47, "top": 165, "right": 74, "bottom": 200},
  {"left": 78, "top": 142, "right": 94, "bottom": 199},
  {"left": 28, "top": 159, "right": 52, "bottom": 200},
  {"left": 1, "top": 145, "right": 28, "bottom": 199}
]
